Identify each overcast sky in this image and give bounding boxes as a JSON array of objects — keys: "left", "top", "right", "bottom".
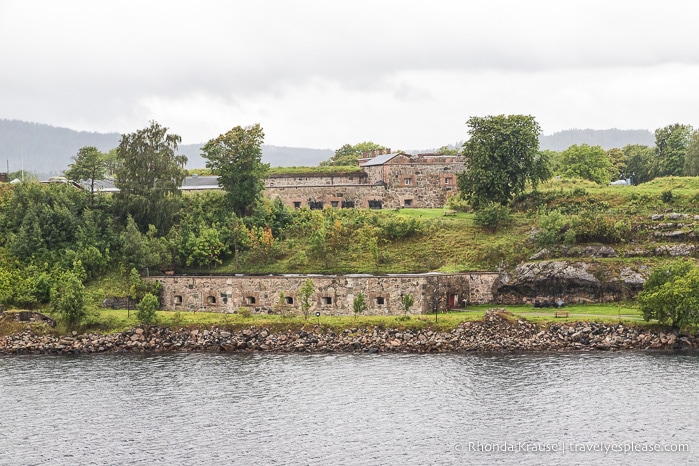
[{"left": 2, "top": 0, "right": 699, "bottom": 149}]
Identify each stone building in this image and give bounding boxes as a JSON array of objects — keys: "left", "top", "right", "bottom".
[
  {"left": 265, "top": 151, "right": 465, "bottom": 210},
  {"left": 151, "top": 272, "right": 498, "bottom": 316}
]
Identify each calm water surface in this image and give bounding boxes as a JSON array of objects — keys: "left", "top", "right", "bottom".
[{"left": 0, "top": 351, "right": 697, "bottom": 465}]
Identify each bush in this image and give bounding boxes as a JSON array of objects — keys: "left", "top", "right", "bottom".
[
  {"left": 474, "top": 203, "right": 513, "bottom": 232},
  {"left": 638, "top": 261, "right": 699, "bottom": 329},
  {"left": 661, "top": 190, "right": 674, "bottom": 203},
  {"left": 534, "top": 209, "right": 568, "bottom": 247},
  {"left": 136, "top": 292, "right": 159, "bottom": 326},
  {"left": 569, "top": 214, "right": 631, "bottom": 244},
  {"left": 236, "top": 307, "right": 252, "bottom": 318}
]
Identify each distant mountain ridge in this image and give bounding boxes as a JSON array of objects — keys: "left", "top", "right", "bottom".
[
  {"left": 539, "top": 128, "right": 654, "bottom": 151},
  {"left": 0, "top": 120, "right": 333, "bottom": 177},
  {"left": 0, "top": 120, "right": 656, "bottom": 177}
]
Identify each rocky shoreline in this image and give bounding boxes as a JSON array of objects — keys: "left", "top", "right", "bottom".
[{"left": 1, "top": 310, "right": 697, "bottom": 355}]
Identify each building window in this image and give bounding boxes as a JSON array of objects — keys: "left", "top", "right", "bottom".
[
  {"left": 368, "top": 199, "right": 382, "bottom": 209},
  {"left": 293, "top": 201, "right": 301, "bottom": 209},
  {"left": 309, "top": 201, "right": 324, "bottom": 210},
  {"left": 207, "top": 296, "right": 216, "bottom": 304},
  {"left": 404, "top": 199, "right": 412, "bottom": 207},
  {"left": 285, "top": 296, "right": 294, "bottom": 305},
  {"left": 444, "top": 177, "right": 452, "bottom": 185},
  {"left": 404, "top": 178, "right": 411, "bottom": 185},
  {"left": 376, "top": 297, "right": 385, "bottom": 305},
  {"left": 331, "top": 201, "right": 339, "bottom": 208},
  {"left": 245, "top": 296, "right": 256, "bottom": 305},
  {"left": 323, "top": 297, "right": 333, "bottom": 305},
  {"left": 342, "top": 200, "right": 355, "bottom": 208},
  {"left": 174, "top": 295, "right": 183, "bottom": 305}
]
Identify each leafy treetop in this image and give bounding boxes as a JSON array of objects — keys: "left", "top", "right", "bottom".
[{"left": 458, "top": 114, "right": 550, "bottom": 208}]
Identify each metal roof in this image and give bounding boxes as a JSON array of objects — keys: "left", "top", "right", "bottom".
[{"left": 359, "top": 153, "right": 400, "bottom": 167}]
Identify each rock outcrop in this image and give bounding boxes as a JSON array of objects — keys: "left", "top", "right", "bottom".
[{"left": 495, "top": 261, "right": 647, "bottom": 304}]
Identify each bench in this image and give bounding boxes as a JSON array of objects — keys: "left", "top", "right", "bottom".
[
  {"left": 443, "top": 209, "right": 457, "bottom": 216},
  {"left": 553, "top": 310, "right": 569, "bottom": 318}
]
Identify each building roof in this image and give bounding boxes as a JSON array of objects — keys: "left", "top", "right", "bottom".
[
  {"left": 359, "top": 153, "right": 401, "bottom": 167},
  {"left": 181, "top": 175, "right": 220, "bottom": 190}
]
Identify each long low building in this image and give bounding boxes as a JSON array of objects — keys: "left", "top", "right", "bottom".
[{"left": 150, "top": 272, "right": 498, "bottom": 316}]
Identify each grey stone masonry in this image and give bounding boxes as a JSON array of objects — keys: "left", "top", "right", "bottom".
[{"left": 150, "top": 272, "right": 498, "bottom": 316}]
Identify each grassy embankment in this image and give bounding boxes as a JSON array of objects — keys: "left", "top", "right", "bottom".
[{"left": 2, "top": 303, "right": 652, "bottom": 338}]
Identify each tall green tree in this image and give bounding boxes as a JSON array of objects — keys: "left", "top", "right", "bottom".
[
  {"left": 457, "top": 114, "right": 550, "bottom": 208},
  {"left": 320, "top": 141, "right": 387, "bottom": 166},
  {"left": 560, "top": 144, "right": 613, "bottom": 184},
  {"left": 298, "top": 278, "right": 315, "bottom": 320},
  {"left": 654, "top": 123, "right": 692, "bottom": 177},
  {"left": 114, "top": 121, "right": 187, "bottom": 233},
  {"left": 353, "top": 292, "right": 367, "bottom": 320},
  {"left": 201, "top": 124, "right": 268, "bottom": 217},
  {"left": 606, "top": 148, "right": 627, "bottom": 181},
  {"left": 64, "top": 146, "right": 106, "bottom": 205},
  {"left": 683, "top": 130, "right": 699, "bottom": 176},
  {"left": 623, "top": 144, "right": 655, "bottom": 184}
]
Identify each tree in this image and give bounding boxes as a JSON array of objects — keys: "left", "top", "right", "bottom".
[
  {"left": 320, "top": 141, "right": 387, "bottom": 166},
  {"left": 353, "top": 292, "right": 367, "bottom": 321},
  {"left": 114, "top": 121, "right": 187, "bottom": 233},
  {"left": 201, "top": 124, "right": 268, "bottom": 218},
  {"left": 606, "top": 148, "right": 627, "bottom": 180},
  {"left": 654, "top": 123, "right": 692, "bottom": 177},
  {"left": 638, "top": 261, "right": 699, "bottom": 330},
  {"left": 623, "top": 144, "right": 655, "bottom": 184},
  {"left": 136, "top": 292, "right": 159, "bottom": 326},
  {"left": 50, "top": 270, "right": 86, "bottom": 328},
  {"left": 560, "top": 144, "right": 613, "bottom": 184},
  {"left": 400, "top": 293, "right": 414, "bottom": 317},
  {"left": 457, "top": 115, "right": 549, "bottom": 208},
  {"left": 64, "top": 146, "right": 107, "bottom": 205},
  {"left": 298, "top": 278, "right": 315, "bottom": 320},
  {"left": 683, "top": 130, "right": 699, "bottom": 176}
]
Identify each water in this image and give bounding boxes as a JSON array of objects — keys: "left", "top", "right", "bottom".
[{"left": 1, "top": 351, "right": 697, "bottom": 465}]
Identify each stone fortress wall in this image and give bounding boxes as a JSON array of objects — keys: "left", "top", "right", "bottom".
[
  {"left": 264, "top": 152, "right": 466, "bottom": 210},
  {"left": 151, "top": 273, "right": 499, "bottom": 316}
]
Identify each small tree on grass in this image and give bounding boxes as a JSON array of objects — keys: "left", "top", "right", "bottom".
[
  {"left": 298, "top": 278, "right": 315, "bottom": 320},
  {"left": 638, "top": 261, "right": 699, "bottom": 330},
  {"left": 353, "top": 292, "right": 367, "bottom": 321},
  {"left": 400, "top": 294, "right": 414, "bottom": 318},
  {"left": 136, "top": 292, "right": 159, "bottom": 326},
  {"left": 51, "top": 270, "right": 86, "bottom": 329}
]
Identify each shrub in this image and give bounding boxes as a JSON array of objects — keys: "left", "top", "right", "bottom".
[
  {"left": 136, "top": 292, "right": 159, "bottom": 326},
  {"left": 534, "top": 209, "right": 568, "bottom": 247},
  {"left": 569, "top": 214, "right": 631, "bottom": 244},
  {"left": 236, "top": 307, "right": 252, "bottom": 318},
  {"left": 638, "top": 261, "right": 699, "bottom": 329},
  {"left": 473, "top": 203, "right": 513, "bottom": 232}
]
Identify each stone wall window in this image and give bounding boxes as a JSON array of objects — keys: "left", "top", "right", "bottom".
[
  {"left": 404, "top": 178, "right": 411, "bottom": 185},
  {"left": 341, "top": 200, "right": 355, "bottom": 208},
  {"left": 293, "top": 201, "right": 301, "bottom": 209},
  {"left": 403, "top": 199, "right": 412, "bottom": 207},
  {"left": 207, "top": 296, "right": 216, "bottom": 304},
  {"left": 323, "top": 297, "right": 333, "bottom": 305},
  {"left": 331, "top": 201, "right": 339, "bottom": 208},
  {"left": 246, "top": 296, "right": 256, "bottom": 305},
  {"left": 285, "top": 296, "right": 294, "bottom": 305},
  {"left": 174, "top": 295, "right": 183, "bottom": 305},
  {"left": 444, "top": 177, "right": 453, "bottom": 185},
  {"left": 376, "top": 297, "right": 385, "bottom": 305}
]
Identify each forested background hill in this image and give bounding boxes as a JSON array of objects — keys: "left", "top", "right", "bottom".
[{"left": 0, "top": 119, "right": 654, "bottom": 178}]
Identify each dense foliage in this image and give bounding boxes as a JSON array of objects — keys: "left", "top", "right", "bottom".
[
  {"left": 458, "top": 114, "right": 551, "bottom": 208},
  {"left": 638, "top": 261, "right": 699, "bottom": 329}
]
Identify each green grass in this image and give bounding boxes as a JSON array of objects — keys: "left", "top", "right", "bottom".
[{"left": 24, "top": 301, "right": 657, "bottom": 337}]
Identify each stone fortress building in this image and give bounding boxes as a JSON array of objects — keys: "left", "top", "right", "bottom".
[
  {"left": 148, "top": 151, "right": 479, "bottom": 316},
  {"left": 265, "top": 150, "right": 466, "bottom": 210},
  {"left": 152, "top": 273, "right": 499, "bottom": 316}
]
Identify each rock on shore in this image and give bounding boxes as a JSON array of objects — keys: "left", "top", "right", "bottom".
[{"left": 1, "top": 310, "right": 696, "bottom": 355}]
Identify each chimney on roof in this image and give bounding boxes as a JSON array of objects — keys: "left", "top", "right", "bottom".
[
  {"left": 378, "top": 149, "right": 383, "bottom": 156},
  {"left": 387, "top": 148, "right": 391, "bottom": 154},
  {"left": 370, "top": 150, "right": 375, "bottom": 157}
]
